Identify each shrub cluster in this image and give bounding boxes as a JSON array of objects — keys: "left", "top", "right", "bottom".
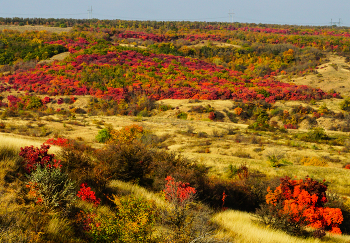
[{"left": 257, "top": 176, "right": 343, "bottom": 237}]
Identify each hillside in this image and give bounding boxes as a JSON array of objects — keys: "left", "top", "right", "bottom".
[{"left": 1, "top": 20, "right": 350, "bottom": 242}]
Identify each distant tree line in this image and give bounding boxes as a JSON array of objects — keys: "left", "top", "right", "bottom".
[{"left": 1, "top": 17, "right": 350, "bottom": 32}]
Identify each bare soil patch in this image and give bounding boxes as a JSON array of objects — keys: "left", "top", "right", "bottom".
[
  {"left": 0, "top": 25, "right": 72, "bottom": 33},
  {"left": 189, "top": 40, "right": 241, "bottom": 48},
  {"left": 278, "top": 54, "right": 350, "bottom": 97},
  {"left": 38, "top": 52, "right": 71, "bottom": 65}
]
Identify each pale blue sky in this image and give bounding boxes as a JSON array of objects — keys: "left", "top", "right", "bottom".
[{"left": 1, "top": 0, "right": 350, "bottom": 26}]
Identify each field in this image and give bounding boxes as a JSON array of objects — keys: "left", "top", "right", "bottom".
[{"left": 2, "top": 19, "right": 350, "bottom": 242}]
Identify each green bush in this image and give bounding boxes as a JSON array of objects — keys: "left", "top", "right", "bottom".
[
  {"left": 137, "top": 108, "right": 151, "bottom": 117},
  {"left": 307, "top": 127, "right": 329, "bottom": 141},
  {"left": 26, "top": 96, "right": 43, "bottom": 109},
  {"left": 340, "top": 97, "right": 350, "bottom": 111},
  {"left": 27, "top": 166, "right": 76, "bottom": 209},
  {"left": 95, "top": 128, "right": 112, "bottom": 143},
  {"left": 81, "top": 195, "right": 157, "bottom": 243},
  {"left": 176, "top": 111, "right": 188, "bottom": 120},
  {"left": 159, "top": 104, "right": 173, "bottom": 111}
]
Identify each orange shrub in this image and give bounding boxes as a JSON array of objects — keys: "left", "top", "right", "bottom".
[
  {"left": 234, "top": 107, "right": 243, "bottom": 115},
  {"left": 108, "top": 124, "right": 144, "bottom": 144},
  {"left": 265, "top": 176, "right": 343, "bottom": 235}
]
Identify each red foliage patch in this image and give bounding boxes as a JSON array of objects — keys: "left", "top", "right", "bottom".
[
  {"left": 77, "top": 183, "right": 101, "bottom": 206},
  {"left": 19, "top": 144, "right": 61, "bottom": 173},
  {"left": 44, "top": 137, "right": 71, "bottom": 148},
  {"left": 266, "top": 176, "right": 343, "bottom": 234},
  {"left": 163, "top": 176, "right": 196, "bottom": 205}
]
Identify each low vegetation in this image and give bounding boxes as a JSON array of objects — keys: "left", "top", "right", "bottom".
[{"left": 2, "top": 18, "right": 350, "bottom": 242}]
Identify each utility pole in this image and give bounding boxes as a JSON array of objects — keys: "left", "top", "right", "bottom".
[
  {"left": 228, "top": 10, "right": 234, "bottom": 23},
  {"left": 87, "top": 6, "right": 92, "bottom": 19},
  {"left": 338, "top": 18, "right": 342, "bottom": 27}
]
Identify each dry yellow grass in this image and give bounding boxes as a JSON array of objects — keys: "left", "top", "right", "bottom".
[
  {"left": 0, "top": 133, "right": 61, "bottom": 154},
  {"left": 277, "top": 54, "right": 350, "bottom": 97},
  {"left": 0, "top": 25, "right": 73, "bottom": 33},
  {"left": 107, "top": 180, "right": 170, "bottom": 209},
  {"left": 213, "top": 210, "right": 350, "bottom": 243}
]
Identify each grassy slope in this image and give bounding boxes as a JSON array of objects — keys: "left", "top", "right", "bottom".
[{"left": 1, "top": 24, "right": 350, "bottom": 241}]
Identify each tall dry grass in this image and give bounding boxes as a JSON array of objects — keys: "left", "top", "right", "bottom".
[
  {"left": 212, "top": 210, "right": 350, "bottom": 243},
  {"left": 0, "top": 134, "right": 61, "bottom": 154},
  {"left": 107, "top": 180, "right": 170, "bottom": 209}
]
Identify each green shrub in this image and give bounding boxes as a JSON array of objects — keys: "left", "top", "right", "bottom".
[
  {"left": 137, "top": 108, "right": 151, "bottom": 117},
  {"left": 340, "top": 97, "right": 350, "bottom": 111},
  {"left": 270, "top": 108, "right": 283, "bottom": 116},
  {"left": 159, "top": 104, "right": 173, "bottom": 111},
  {"left": 226, "top": 164, "right": 238, "bottom": 178},
  {"left": 80, "top": 195, "right": 157, "bottom": 243},
  {"left": 26, "top": 96, "right": 43, "bottom": 110},
  {"left": 95, "top": 128, "right": 112, "bottom": 143},
  {"left": 27, "top": 166, "right": 76, "bottom": 209},
  {"left": 307, "top": 127, "right": 329, "bottom": 141},
  {"left": 176, "top": 111, "right": 188, "bottom": 120},
  {"left": 266, "top": 150, "right": 285, "bottom": 168}
]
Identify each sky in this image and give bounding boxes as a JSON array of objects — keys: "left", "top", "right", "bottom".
[{"left": 1, "top": 0, "right": 350, "bottom": 27}]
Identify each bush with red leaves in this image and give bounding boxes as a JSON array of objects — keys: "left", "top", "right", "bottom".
[
  {"left": 45, "top": 137, "right": 71, "bottom": 148},
  {"left": 57, "top": 98, "right": 64, "bottom": 105},
  {"left": 257, "top": 176, "right": 343, "bottom": 236},
  {"left": 163, "top": 176, "right": 196, "bottom": 206},
  {"left": 19, "top": 144, "right": 61, "bottom": 173},
  {"left": 77, "top": 183, "right": 101, "bottom": 206}
]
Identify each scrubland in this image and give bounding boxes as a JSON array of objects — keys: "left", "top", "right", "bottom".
[{"left": 2, "top": 18, "right": 350, "bottom": 242}]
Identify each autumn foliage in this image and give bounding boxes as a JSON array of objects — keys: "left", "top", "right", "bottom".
[
  {"left": 45, "top": 137, "right": 71, "bottom": 148},
  {"left": 264, "top": 176, "right": 343, "bottom": 235},
  {"left": 108, "top": 124, "right": 144, "bottom": 144},
  {"left": 163, "top": 175, "right": 196, "bottom": 205},
  {"left": 19, "top": 144, "right": 61, "bottom": 173},
  {"left": 77, "top": 183, "right": 101, "bottom": 206}
]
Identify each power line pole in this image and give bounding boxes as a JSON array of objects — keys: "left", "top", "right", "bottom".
[
  {"left": 228, "top": 10, "right": 234, "bottom": 23},
  {"left": 338, "top": 18, "right": 342, "bottom": 27},
  {"left": 87, "top": 6, "right": 92, "bottom": 19}
]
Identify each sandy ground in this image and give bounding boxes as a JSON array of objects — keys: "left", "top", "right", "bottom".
[
  {"left": 0, "top": 25, "right": 72, "bottom": 33},
  {"left": 279, "top": 54, "right": 350, "bottom": 97},
  {"left": 38, "top": 52, "right": 71, "bottom": 65}
]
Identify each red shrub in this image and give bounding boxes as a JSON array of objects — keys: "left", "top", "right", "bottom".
[
  {"left": 70, "top": 96, "right": 76, "bottom": 103},
  {"left": 208, "top": 112, "right": 216, "bottom": 121},
  {"left": 19, "top": 144, "right": 61, "bottom": 173},
  {"left": 42, "top": 96, "right": 51, "bottom": 104},
  {"left": 284, "top": 124, "right": 298, "bottom": 129},
  {"left": 163, "top": 176, "right": 196, "bottom": 206},
  {"left": 265, "top": 176, "right": 343, "bottom": 234},
  {"left": 57, "top": 98, "right": 64, "bottom": 105},
  {"left": 313, "top": 112, "right": 321, "bottom": 118},
  {"left": 45, "top": 137, "right": 71, "bottom": 148},
  {"left": 77, "top": 183, "right": 101, "bottom": 206}
]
